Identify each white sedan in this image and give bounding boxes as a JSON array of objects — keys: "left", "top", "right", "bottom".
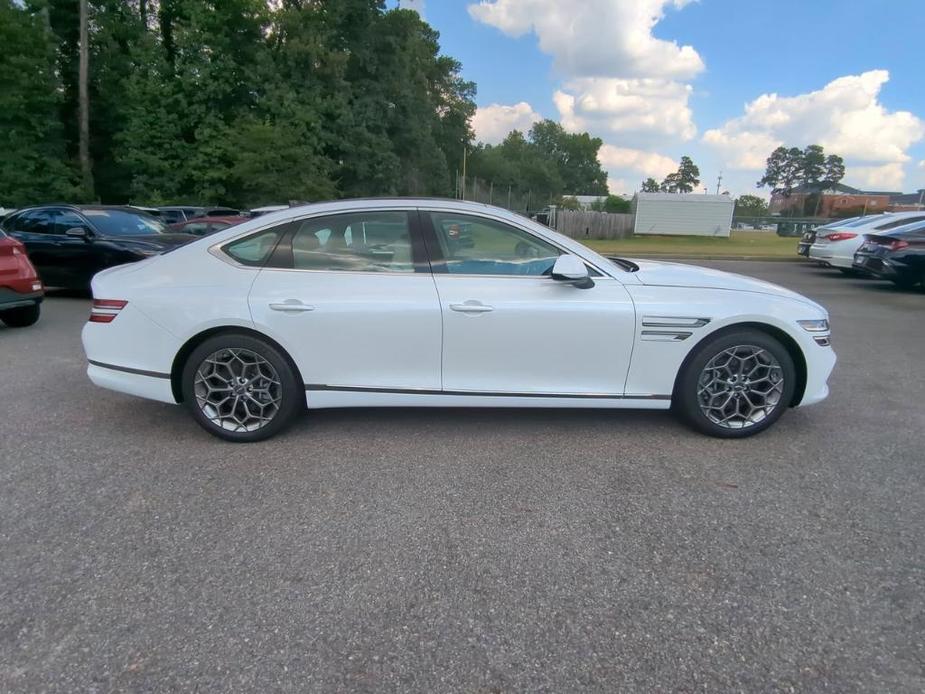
[
  {"left": 809, "top": 211, "right": 925, "bottom": 271},
  {"left": 82, "top": 199, "right": 836, "bottom": 442}
]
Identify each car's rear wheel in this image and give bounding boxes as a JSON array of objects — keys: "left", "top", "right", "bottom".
[
  {"left": 0, "top": 303, "right": 40, "bottom": 328},
  {"left": 891, "top": 276, "right": 920, "bottom": 289},
  {"left": 181, "top": 334, "right": 302, "bottom": 442},
  {"left": 674, "top": 329, "right": 796, "bottom": 438}
]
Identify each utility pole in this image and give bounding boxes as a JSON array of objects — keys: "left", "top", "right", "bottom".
[
  {"left": 78, "top": 0, "right": 94, "bottom": 199},
  {"left": 461, "top": 145, "right": 467, "bottom": 200},
  {"left": 715, "top": 171, "right": 723, "bottom": 195}
]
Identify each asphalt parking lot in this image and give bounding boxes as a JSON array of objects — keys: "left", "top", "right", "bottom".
[{"left": 1, "top": 261, "right": 923, "bottom": 692}]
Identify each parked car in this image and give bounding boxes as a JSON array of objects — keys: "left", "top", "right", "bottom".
[
  {"left": 158, "top": 206, "right": 205, "bottom": 224},
  {"left": 797, "top": 216, "right": 864, "bottom": 257},
  {"left": 0, "top": 229, "right": 43, "bottom": 327},
  {"left": 249, "top": 205, "right": 290, "bottom": 217},
  {"left": 809, "top": 212, "right": 925, "bottom": 273},
  {"left": 169, "top": 215, "right": 249, "bottom": 237},
  {"left": 1, "top": 205, "right": 195, "bottom": 290},
  {"left": 82, "top": 199, "right": 835, "bottom": 443},
  {"left": 853, "top": 219, "right": 925, "bottom": 289}
]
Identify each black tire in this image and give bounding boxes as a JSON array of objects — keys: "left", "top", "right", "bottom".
[
  {"left": 0, "top": 303, "right": 40, "bottom": 328},
  {"left": 891, "top": 276, "right": 920, "bottom": 290},
  {"left": 673, "top": 329, "right": 796, "bottom": 439},
  {"left": 181, "top": 333, "right": 302, "bottom": 442}
]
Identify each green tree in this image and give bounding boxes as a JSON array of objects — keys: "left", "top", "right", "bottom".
[
  {"left": 660, "top": 172, "right": 681, "bottom": 193},
  {"left": 823, "top": 154, "right": 845, "bottom": 188},
  {"left": 527, "top": 120, "right": 608, "bottom": 195},
  {"left": 659, "top": 156, "right": 699, "bottom": 193},
  {"left": 640, "top": 177, "right": 660, "bottom": 192},
  {"left": 757, "top": 146, "right": 805, "bottom": 200},
  {"left": 591, "top": 194, "right": 631, "bottom": 213},
  {"left": 675, "top": 155, "right": 700, "bottom": 193},
  {"left": 734, "top": 194, "right": 769, "bottom": 217},
  {"left": 801, "top": 144, "right": 825, "bottom": 183},
  {"left": 0, "top": 1, "right": 77, "bottom": 206}
]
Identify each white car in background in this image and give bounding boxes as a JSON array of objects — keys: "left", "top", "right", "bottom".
[
  {"left": 82, "top": 199, "right": 835, "bottom": 442},
  {"left": 809, "top": 211, "right": 925, "bottom": 272}
]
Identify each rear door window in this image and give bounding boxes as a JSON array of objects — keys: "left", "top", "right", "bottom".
[
  {"left": 17, "top": 210, "right": 55, "bottom": 234},
  {"left": 286, "top": 211, "right": 415, "bottom": 273}
]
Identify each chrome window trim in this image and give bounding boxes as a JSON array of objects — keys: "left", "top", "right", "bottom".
[{"left": 208, "top": 204, "right": 620, "bottom": 279}]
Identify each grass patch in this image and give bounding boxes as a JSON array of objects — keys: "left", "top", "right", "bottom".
[{"left": 580, "top": 230, "right": 797, "bottom": 258}]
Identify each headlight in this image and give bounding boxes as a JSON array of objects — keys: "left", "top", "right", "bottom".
[{"left": 797, "top": 319, "right": 829, "bottom": 333}]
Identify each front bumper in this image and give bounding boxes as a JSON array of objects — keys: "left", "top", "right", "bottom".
[{"left": 798, "top": 338, "right": 836, "bottom": 407}]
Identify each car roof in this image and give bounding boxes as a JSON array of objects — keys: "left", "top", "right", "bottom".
[
  {"left": 12, "top": 204, "right": 158, "bottom": 214},
  {"left": 877, "top": 218, "right": 925, "bottom": 235}
]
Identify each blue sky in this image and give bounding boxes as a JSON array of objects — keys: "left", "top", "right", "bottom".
[{"left": 401, "top": 0, "right": 925, "bottom": 197}]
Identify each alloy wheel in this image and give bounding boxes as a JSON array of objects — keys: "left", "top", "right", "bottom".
[
  {"left": 193, "top": 348, "right": 282, "bottom": 432},
  {"left": 697, "top": 345, "right": 785, "bottom": 429}
]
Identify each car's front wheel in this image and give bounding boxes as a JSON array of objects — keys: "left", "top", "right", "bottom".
[
  {"left": 181, "top": 333, "right": 302, "bottom": 442},
  {"left": 673, "top": 329, "right": 796, "bottom": 438},
  {"left": 0, "top": 303, "right": 40, "bottom": 328}
]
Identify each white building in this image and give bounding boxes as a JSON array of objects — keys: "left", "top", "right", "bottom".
[{"left": 632, "top": 193, "right": 734, "bottom": 237}]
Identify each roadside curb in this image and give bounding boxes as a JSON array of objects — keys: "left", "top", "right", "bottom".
[{"left": 622, "top": 254, "right": 801, "bottom": 262}]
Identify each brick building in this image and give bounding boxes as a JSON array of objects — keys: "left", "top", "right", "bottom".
[{"left": 770, "top": 183, "right": 925, "bottom": 217}]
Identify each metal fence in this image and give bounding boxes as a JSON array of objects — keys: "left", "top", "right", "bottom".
[{"left": 458, "top": 177, "right": 553, "bottom": 215}]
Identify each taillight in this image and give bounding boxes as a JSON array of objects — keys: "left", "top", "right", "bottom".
[
  {"left": 89, "top": 299, "right": 128, "bottom": 323},
  {"left": 887, "top": 239, "right": 909, "bottom": 251},
  {"left": 825, "top": 232, "right": 858, "bottom": 242}
]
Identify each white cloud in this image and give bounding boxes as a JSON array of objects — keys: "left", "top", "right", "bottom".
[
  {"left": 599, "top": 145, "right": 677, "bottom": 179},
  {"left": 468, "top": 0, "right": 702, "bottom": 191},
  {"left": 846, "top": 163, "right": 905, "bottom": 191},
  {"left": 555, "top": 78, "right": 695, "bottom": 140},
  {"left": 607, "top": 177, "right": 629, "bottom": 195},
  {"left": 468, "top": 0, "right": 703, "bottom": 79},
  {"left": 703, "top": 70, "right": 925, "bottom": 187},
  {"left": 471, "top": 102, "right": 543, "bottom": 144}
]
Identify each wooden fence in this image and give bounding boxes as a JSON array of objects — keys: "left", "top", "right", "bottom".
[{"left": 554, "top": 210, "right": 634, "bottom": 240}]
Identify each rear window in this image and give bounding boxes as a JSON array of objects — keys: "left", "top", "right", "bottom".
[{"left": 874, "top": 216, "right": 925, "bottom": 231}]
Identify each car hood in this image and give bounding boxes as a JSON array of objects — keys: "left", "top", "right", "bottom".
[{"left": 627, "top": 258, "right": 822, "bottom": 308}]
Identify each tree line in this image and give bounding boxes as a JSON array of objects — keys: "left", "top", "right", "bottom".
[
  {"left": 1, "top": 0, "right": 478, "bottom": 208},
  {"left": 0, "top": 0, "right": 617, "bottom": 211}
]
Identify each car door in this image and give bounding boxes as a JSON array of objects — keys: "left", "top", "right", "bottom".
[
  {"left": 247, "top": 209, "right": 443, "bottom": 391},
  {"left": 51, "top": 208, "right": 108, "bottom": 287},
  {"left": 422, "top": 210, "right": 637, "bottom": 396}
]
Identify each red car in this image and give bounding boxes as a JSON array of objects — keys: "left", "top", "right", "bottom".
[
  {"left": 0, "top": 229, "right": 43, "bottom": 327},
  {"left": 168, "top": 215, "right": 249, "bottom": 237}
]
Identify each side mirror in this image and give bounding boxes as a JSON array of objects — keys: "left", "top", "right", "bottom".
[
  {"left": 551, "top": 254, "right": 594, "bottom": 289},
  {"left": 65, "top": 227, "right": 89, "bottom": 240}
]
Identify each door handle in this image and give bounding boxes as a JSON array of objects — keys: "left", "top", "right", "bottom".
[
  {"left": 450, "top": 301, "right": 493, "bottom": 314},
  {"left": 269, "top": 301, "right": 315, "bottom": 313}
]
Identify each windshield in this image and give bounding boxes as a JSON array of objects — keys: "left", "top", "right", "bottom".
[{"left": 83, "top": 209, "right": 166, "bottom": 236}]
